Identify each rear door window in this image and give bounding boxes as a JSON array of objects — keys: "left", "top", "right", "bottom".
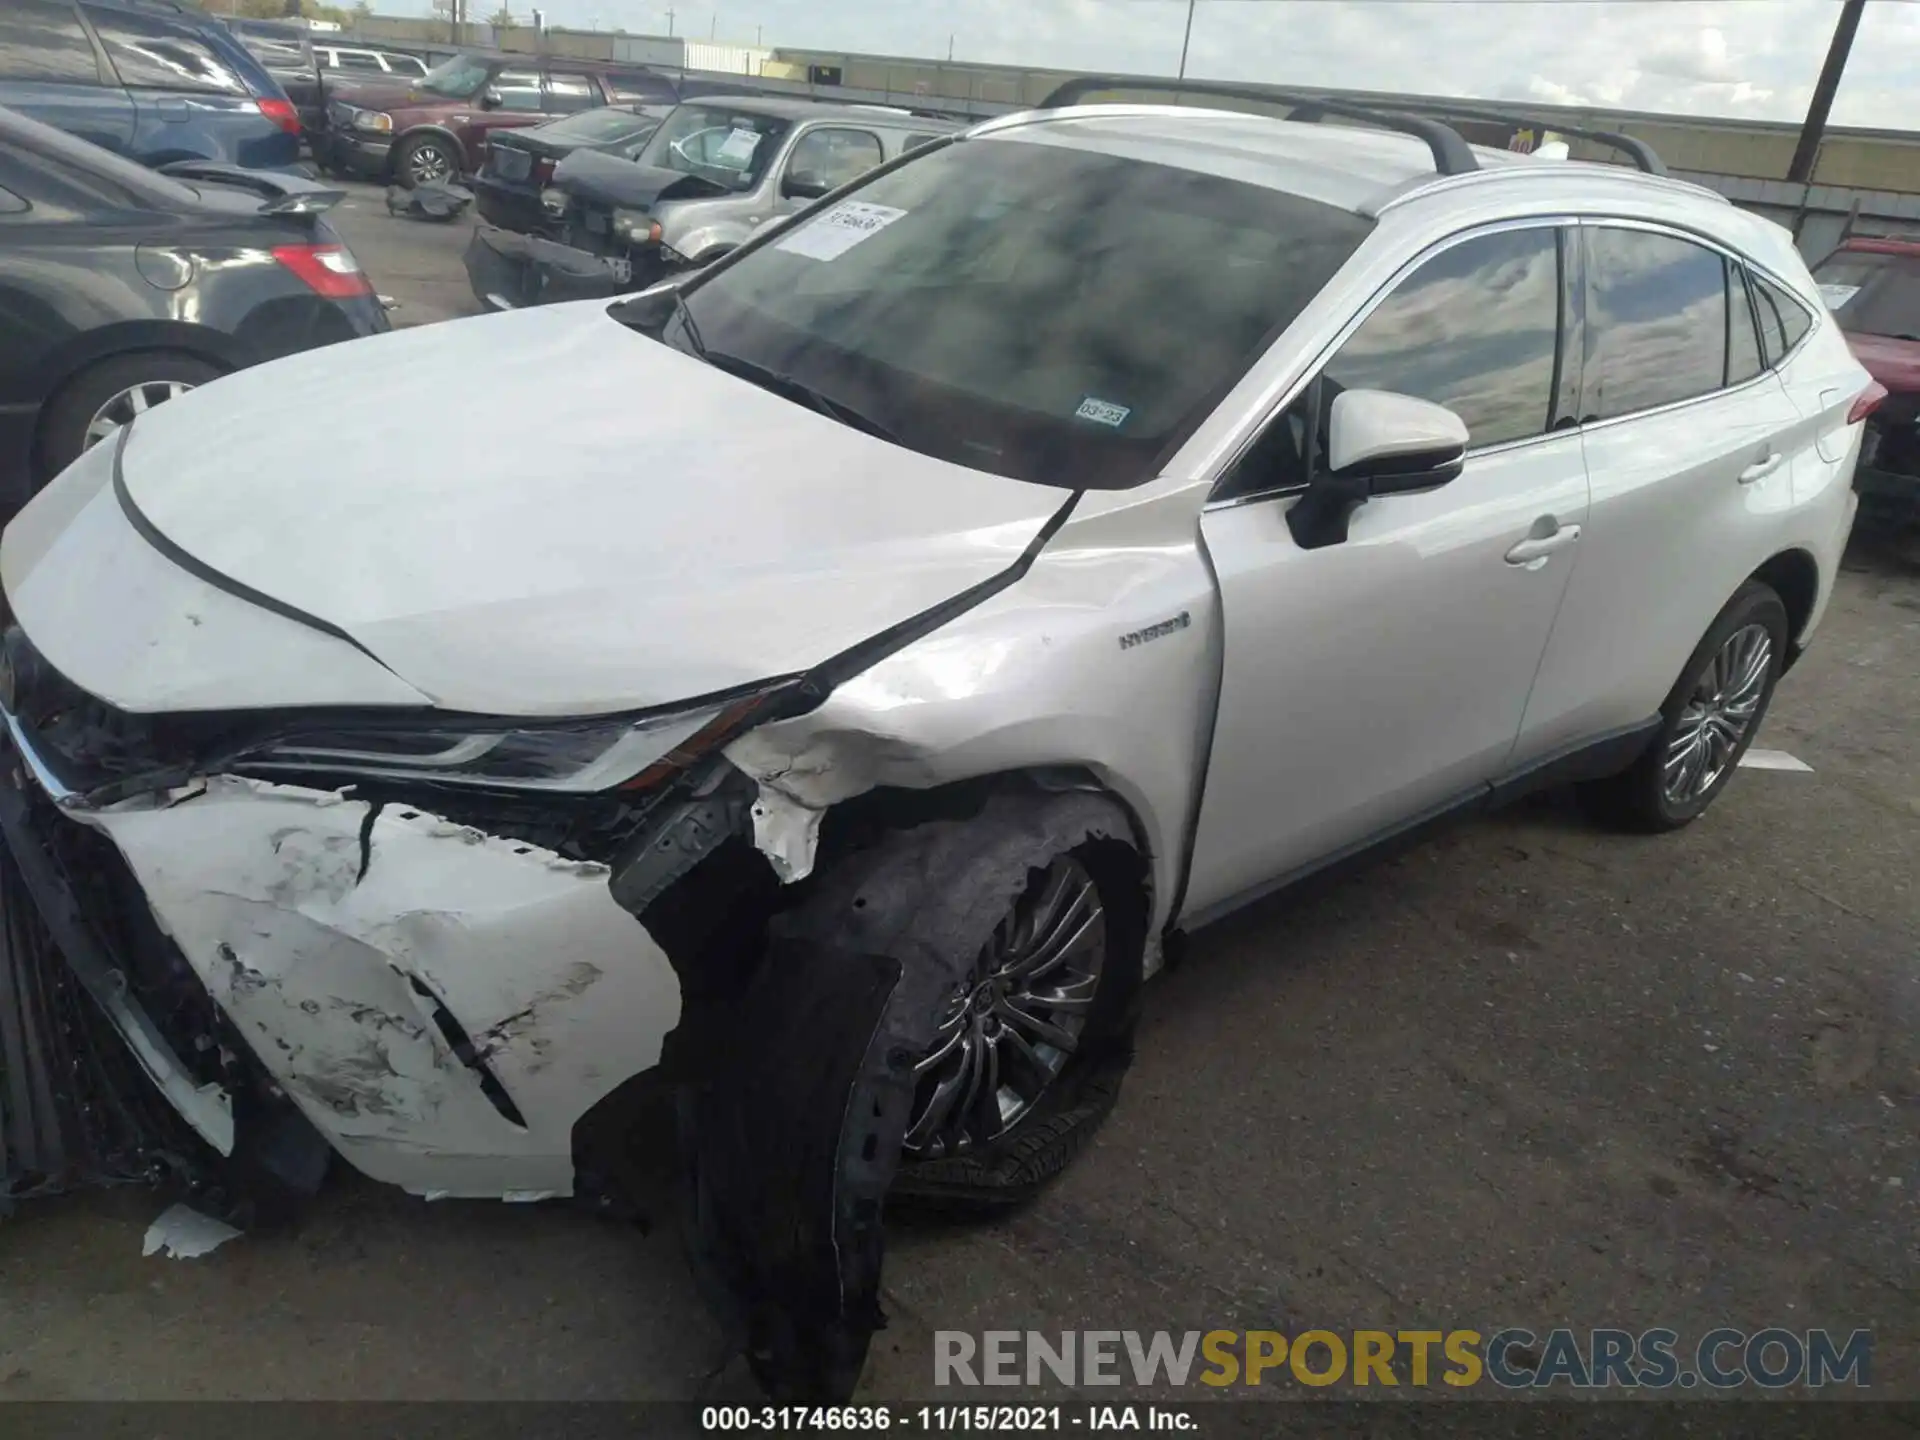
[
  {"left": 544, "top": 70, "right": 598, "bottom": 114},
  {"left": 490, "top": 67, "right": 544, "bottom": 112},
  {"left": 334, "top": 51, "right": 385, "bottom": 73},
  {"left": 85, "top": 6, "right": 248, "bottom": 94},
  {"left": 1583, "top": 226, "right": 1728, "bottom": 420},
  {"left": 0, "top": 0, "right": 103, "bottom": 84}
]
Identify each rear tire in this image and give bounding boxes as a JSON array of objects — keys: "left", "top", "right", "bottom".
[
  {"left": 1578, "top": 580, "right": 1789, "bottom": 832},
  {"left": 38, "top": 351, "right": 220, "bottom": 483}
]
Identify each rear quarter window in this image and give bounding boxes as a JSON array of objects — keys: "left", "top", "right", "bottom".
[{"left": 1584, "top": 226, "right": 1729, "bottom": 420}]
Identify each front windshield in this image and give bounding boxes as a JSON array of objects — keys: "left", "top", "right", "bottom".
[
  {"left": 677, "top": 136, "right": 1373, "bottom": 490},
  {"left": 1814, "top": 249, "right": 1920, "bottom": 340},
  {"left": 634, "top": 105, "right": 792, "bottom": 190},
  {"left": 418, "top": 54, "right": 489, "bottom": 98}
]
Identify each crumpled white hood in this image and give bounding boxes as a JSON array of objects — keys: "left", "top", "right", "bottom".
[{"left": 57, "top": 302, "right": 1069, "bottom": 716}]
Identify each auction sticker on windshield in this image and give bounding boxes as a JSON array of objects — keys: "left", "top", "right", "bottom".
[
  {"left": 717, "top": 128, "right": 763, "bottom": 166},
  {"left": 777, "top": 201, "right": 908, "bottom": 261}
]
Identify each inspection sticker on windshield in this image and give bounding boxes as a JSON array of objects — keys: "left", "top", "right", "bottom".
[
  {"left": 1075, "top": 396, "right": 1132, "bottom": 428},
  {"left": 717, "top": 127, "right": 762, "bottom": 165},
  {"left": 776, "top": 201, "right": 908, "bottom": 261}
]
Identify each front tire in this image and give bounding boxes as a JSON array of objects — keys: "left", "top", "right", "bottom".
[
  {"left": 396, "top": 133, "right": 459, "bottom": 188},
  {"left": 1579, "top": 580, "right": 1789, "bottom": 832},
  {"left": 779, "top": 790, "right": 1146, "bottom": 1207}
]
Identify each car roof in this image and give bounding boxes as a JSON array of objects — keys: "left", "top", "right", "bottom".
[
  {"left": 676, "top": 94, "right": 961, "bottom": 129},
  {"left": 975, "top": 107, "right": 1534, "bottom": 211},
  {"left": 980, "top": 105, "right": 1743, "bottom": 221}
]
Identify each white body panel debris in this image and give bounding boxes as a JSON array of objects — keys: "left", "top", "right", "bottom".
[
  {"left": 1738, "top": 749, "right": 1815, "bottom": 772},
  {"left": 142, "top": 1203, "right": 242, "bottom": 1259}
]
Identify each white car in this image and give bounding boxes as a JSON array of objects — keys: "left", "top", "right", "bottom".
[{"left": 0, "top": 79, "right": 1872, "bottom": 1399}]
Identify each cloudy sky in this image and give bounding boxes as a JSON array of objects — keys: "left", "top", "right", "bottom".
[{"left": 463, "top": 0, "right": 1920, "bottom": 130}]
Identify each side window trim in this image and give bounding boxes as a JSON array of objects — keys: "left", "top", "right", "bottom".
[
  {"left": 1750, "top": 270, "right": 1817, "bottom": 369},
  {"left": 1204, "top": 214, "right": 1577, "bottom": 508},
  {"left": 64, "top": 0, "right": 119, "bottom": 87}
]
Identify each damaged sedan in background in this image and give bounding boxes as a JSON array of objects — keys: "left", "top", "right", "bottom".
[
  {"left": 0, "top": 83, "right": 1871, "bottom": 1404},
  {"left": 465, "top": 96, "right": 955, "bottom": 309}
]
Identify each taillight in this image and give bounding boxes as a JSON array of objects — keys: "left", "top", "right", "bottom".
[
  {"left": 533, "top": 157, "right": 555, "bottom": 184},
  {"left": 272, "top": 243, "right": 373, "bottom": 300},
  {"left": 257, "top": 97, "right": 302, "bottom": 135},
  {"left": 1848, "top": 381, "right": 1888, "bottom": 424}
]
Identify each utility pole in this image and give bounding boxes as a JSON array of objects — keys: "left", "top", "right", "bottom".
[
  {"left": 664, "top": 7, "right": 674, "bottom": 36},
  {"left": 947, "top": 33, "right": 954, "bottom": 62},
  {"left": 710, "top": 13, "right": 717, "bottom": 39},
  {"left": 1788, "top": 0, "right": 1866, "bottom": 185},
  {"left": 1177, "top": 0, "right": 1196, "bottom": 80}
]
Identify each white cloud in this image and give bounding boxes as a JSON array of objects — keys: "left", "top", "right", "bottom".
[{"left": 506, "top": 0, "right": 1918, "bottom": 130}]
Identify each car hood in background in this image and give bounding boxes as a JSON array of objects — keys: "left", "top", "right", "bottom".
[
  {"left": 553, "top": 151, "right": 728, "bottom": 209},
  {"left": 326, "top": 78, "right": 427, "bottom": 110},
  {"left": 78, "top": 304, "right": 1068, "bottom": 718},
  {"left": 1846, "top": 331, "right": 1920, "bottom": 395}
]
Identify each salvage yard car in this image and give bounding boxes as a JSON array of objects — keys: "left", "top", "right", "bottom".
[
  {"left": 0, "top": 79, "right": 1871, "bottom": 1402},
  {"left": 0, "top": 105, "right": 386, "bottom": 506},
  {"left": 471, "top": 104, "right": 668, "bottom": 238},
  {"left": 315, "top": 49, "right": 678, "bottom": 189},
  {"left": 464, "top": 96, "right": 957, "bottom": 309},
  {"left": 1814, "top": 235, "right": 1920, "bottom": 534}
]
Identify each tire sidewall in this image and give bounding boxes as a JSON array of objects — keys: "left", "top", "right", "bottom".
[
  {"left": 1649, "top": 583, "right": 1789, "bottom": 826},
  {"left": 39, "top": 352, "right": 219, "bottom": 483}
]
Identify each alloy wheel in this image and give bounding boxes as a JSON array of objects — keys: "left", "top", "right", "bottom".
[
  {"left": 1663, "top": 622, "right": 1772, "bottom": 805},
  {"left": 84, "top": 380, "right": 196, "bottom": 450},
  {"left": 409, "top": 144, "right": 453, "bottom": 184},
  {"left": 904, "top": 855, "right": 1107, "bottom": 1158}
]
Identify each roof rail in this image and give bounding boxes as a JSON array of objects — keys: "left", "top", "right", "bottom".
[
  {"left": 1037, "top": 76, "right": 1480, "bottom": 177},
  {"left": 1388, "top": 99, "right": 1667, "bottom": 175}
]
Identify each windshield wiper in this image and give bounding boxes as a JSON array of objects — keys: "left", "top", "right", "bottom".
[{"left": 701, "top": 350, "right": 900, "bottom": 444}]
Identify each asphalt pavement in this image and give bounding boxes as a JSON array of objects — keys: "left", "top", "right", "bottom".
[{"left": 0, "top": 191, "right": 1914, "bottom": 1406}]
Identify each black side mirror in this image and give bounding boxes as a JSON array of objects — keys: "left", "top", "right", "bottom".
[
  {"left": 479, "top": 87, "right": 503, "bottom": 111},
  {"left": 782, "top": 169, "right": 830, "bottom": 200},
  {"left": 1287, "top": 389, "right": 1468, "bottom": 550}
]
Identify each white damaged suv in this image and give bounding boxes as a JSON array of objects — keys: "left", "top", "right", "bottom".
[{"left": 0, "top": 79, "right": 1871, "bottom": 1398}]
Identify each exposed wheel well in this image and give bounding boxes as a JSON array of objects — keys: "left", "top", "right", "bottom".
[{"left": 1750, "top": 549, "right": 1818, "bottom": 648}]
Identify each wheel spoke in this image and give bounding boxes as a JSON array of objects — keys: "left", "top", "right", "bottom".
[
  {"left": 914, "top": 1020, "right": 968, "bottom": 1075},
  {"left": 1000, "top": 883, "right": 1100, "bottom": 984},
  {"left": 1023, "top": 972, "right": 1099, "bottom": 1015},
  {"left": 995, "top": 995, "right": 1078, "bottom": 1053},
  {"left": 905, "top": 1043, "right": 973, "bottom": 1153}
]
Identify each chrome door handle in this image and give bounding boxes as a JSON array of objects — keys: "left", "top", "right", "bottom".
[
  {"left": 1505, "top": 524, "right": 1581, "bottom": 567},
  {"left": 1739, "top": 451, "right": 1783, "bottom": 484}
]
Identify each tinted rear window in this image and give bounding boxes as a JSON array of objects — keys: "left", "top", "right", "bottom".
[
  {"left": 536, "top": 107, "right": 659, "bottom": 145},
  {"left": 1812, "top": 248, "right": 1920, "bottom": 342},
  {"left": 0, "top": 0, "right": 102, "bottom": 84},
  {"left": 680, "top": 136, "right": 1373, "bottom": 490},
  {"left": 87, "top": 6, "right": 251, "bottom": 95}
]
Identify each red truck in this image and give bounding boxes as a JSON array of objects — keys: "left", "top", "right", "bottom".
[
  {"left": 1813, "top": 235, "right": 1920, "bottom": 534},
  {"left": 313, "top": 50, "right": 679, "bottom": 188}
]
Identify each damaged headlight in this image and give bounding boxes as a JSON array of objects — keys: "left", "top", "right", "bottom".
[{"left": 229, "top": 686, "right": 794, "bottom": 794}]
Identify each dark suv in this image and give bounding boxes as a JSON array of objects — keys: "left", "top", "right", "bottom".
[
  {"left": 315, "top": 50, "right": 678, "bottom": 188},
  {"left": 1814, "top": 237, "right": 1920, "bottom": 530},
  {"left": 0, "top": 0, "right": 302, "bottom": 170}
]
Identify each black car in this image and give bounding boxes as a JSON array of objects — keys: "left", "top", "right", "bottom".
[
  {"left": 472, "top": 104, "right": 667, "bottom": 236},
  {"left": 0, "top": 106, "right": 388, "bottom": 508}
]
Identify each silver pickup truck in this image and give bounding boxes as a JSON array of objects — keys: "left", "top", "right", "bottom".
[{"left": 466, "top": 95, "right": 958, "bottom": 308}]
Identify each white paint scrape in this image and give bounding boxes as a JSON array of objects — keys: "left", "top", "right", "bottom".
[{"left": 142, "top": 1203, "right": 242, "bottom": 1259}]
